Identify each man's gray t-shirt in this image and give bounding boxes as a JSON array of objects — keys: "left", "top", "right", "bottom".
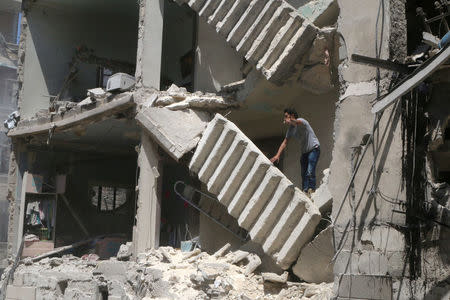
[{"left": 285, "top": 118, "right": 320, "bottom": 154}]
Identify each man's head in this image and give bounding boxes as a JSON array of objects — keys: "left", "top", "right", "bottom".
[{"left": 284, "top": 108, "right": 298, "bottom": 122}]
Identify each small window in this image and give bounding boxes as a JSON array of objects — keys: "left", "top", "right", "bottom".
[{"left": 90, "top": 185, "right": 129, "bottom": 212}]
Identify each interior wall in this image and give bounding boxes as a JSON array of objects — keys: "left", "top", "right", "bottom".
[
  {"left": 21, "top": 5, "right": 138, "bottom": 118},
  {"left": 161, "top": 1, "right": 196, "bottom": 91},
  {"left": 194, "top": 18, "right": 243, "bottom": 93},
  {"left": 230, "top": 78, "right": 337, "bottom": 187},
  {"left": 0, "top": 11, "right": 18, "bottom": 43}
]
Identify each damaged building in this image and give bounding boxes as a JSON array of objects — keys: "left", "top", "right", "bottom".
[{"left": 0, "top": 0, "right": 449, "bottom": 299}]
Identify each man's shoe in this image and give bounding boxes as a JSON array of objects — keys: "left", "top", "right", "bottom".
[{"left": 307, "top": 188, "right": 314, "bottom": 198}]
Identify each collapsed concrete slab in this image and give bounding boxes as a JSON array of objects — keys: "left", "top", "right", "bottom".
[
  {"left": 292, "top": 226, "right": 334, "bottom": 283},
  {"left": 177, "top": 0, "right": 319, "bottom": 84},
  {"left": 7, "top": 92, "right": 134, "bottom": 138},
  {"left": 188, "top": 114, "right": 321, "bottom": 270},
  {"left": 136, "top": 107, "right": 211, "bottom": 161}
]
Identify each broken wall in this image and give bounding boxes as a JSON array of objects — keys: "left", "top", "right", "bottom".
[
  {"left": 329, "top": 0, "right": 448, "bottom": 298},
  {"left": 20, "top": 3, "right": 138, "bottom": 118}
]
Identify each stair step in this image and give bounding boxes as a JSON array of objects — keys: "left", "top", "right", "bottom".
[
  {"left": 189, "top": 117, "right": 226, "bottom": 174},
  {"left": 248, "top": 179, "right": 294, "bottom": 244},
  {"left": 262, "top": 189, "right": 306, "bottom": 255},
  {"left": 245, "top": 5, "right": 292, "bottom": 64},
  {"left": 217, "top": 148, "right": 258, "bottom": 206},
  {"left": 236, "top": 0, "right": 282, "bottom": 55},
  {"left": 199, "top": 0, "right": 222, "bottom": 18},
  {"left": 227, "top": 157, "right": 270, "bottom": 218},
  {"left": 207, "top": 138, "right": 247, "bottom": 195},
  {"left": 208, "top": 0, "right": 236, "bottom": 26},
  {"left": 217, "top": 0, "right": 252, "bottom": 37},
  {"left": 276, "top": 205, "right": 321, "bottom": 269},
  {"left": 256, "top": 15, "right": 302, "bottom": 71},
  {"left": 263, "top": 23, "right": 317, "bottom": 83},
  {"left": 227, "top": 0, "right": 267, "bottom": 47},
  {"left": 238, "top": 168, "right": 283, "bottom": 230},
  {"left": 188, "top": 0, "right": 208, "bottom": 12},
  {"left": 198, "top": 126, "right": 237, "bottom": 183}
]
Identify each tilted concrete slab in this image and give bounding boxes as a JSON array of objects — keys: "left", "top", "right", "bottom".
[
  {"left": 176, "top": 0, "right": 322, "bottom": 84},
  {"left": 189, "top": 114, "right": 321, "bottom": 270},
  {"left": 136, "top": 107, "right": 211, "bottom": 161}
]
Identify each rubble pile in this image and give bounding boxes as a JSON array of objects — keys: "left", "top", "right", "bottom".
[
  {"left": 2, "top": 245, "right": 333, "bottom": 299},
  {"left": 150, "top": 84, "right": 240, "bottom": 111}
]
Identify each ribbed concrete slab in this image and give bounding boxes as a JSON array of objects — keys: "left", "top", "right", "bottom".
[
  {"left": 189, "top": 114, "right": 321, "bottom": 270},
  {"left": 177, "top": 0, "right": 320, "bottom": 83}
]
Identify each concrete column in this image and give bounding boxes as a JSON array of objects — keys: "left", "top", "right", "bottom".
[
  {"left": 133, "top": 132, "right": 161, "bottom": 255},
  {"left": 135, "top": 0, "right": 164, "bottom": 89}
]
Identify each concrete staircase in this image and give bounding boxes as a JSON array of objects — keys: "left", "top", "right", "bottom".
[
  {"left": 178, "top": 0, "right": 318, "bottom": 84},
  {"left": 189, "top": 114, "right": 321, "bottom": 269}
]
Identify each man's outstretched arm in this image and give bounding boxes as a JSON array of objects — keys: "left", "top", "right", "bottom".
[{"left": 270, "top": 138, "right": 288, "bottom": 163}]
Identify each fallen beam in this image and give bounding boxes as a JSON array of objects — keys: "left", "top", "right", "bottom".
[
  {"left": 8, "top": 93, "right": 134, "bottom": 137},
  {"left": 372, "top": 45, "right": 450, "bottom": 114}
]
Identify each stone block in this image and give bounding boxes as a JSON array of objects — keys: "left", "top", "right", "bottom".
[
  {"left": 136, "top": 107, "right": 210, "bottom": 161},
  {"left": 293, "top": 226, "right": 334, "bottom": 283},
  {"left": 336, "top": 274, "right": 392, "bottom": 300},
  {"left": 6, "top": 285, "right": 36, "bottom": 300}
]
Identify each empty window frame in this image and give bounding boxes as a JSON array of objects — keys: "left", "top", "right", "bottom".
[{"left": 90, "top": 185, "right": 129, "bottom": 212}]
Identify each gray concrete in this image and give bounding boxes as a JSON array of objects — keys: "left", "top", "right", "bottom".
[
  {"left": 194, "top": 17, "right": 243, "bottom": 93},
  {"left": 136, "top": 106, "right": 211, "bottom": 161},
  {"left": 136, "top": 0, "right": 164, "bottom": 89},
  {"left": 133, "top": 132, "right": 162, "bottom": 255},
  {"left": 189, "top": 114, "right": 321, "bottom": 270}
]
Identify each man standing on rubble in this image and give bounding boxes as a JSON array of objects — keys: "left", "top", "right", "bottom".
[{"left": 270, "top": 108, "right": 320, "bottom": 197}]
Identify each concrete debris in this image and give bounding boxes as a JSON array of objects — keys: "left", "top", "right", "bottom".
[
  {"left": 311, "top": 168, "right": 333, "bottom": 214},
  {"left": 151, "top": 84, "right": 240, "bottom": 111},
  {"left": 76, "top": 97, "right": 94, "bottom": 107},
  {"left": 213, "top": 243, "right": 231, "bottom": 258},
  {"left": 229, "top": 250, "right": 249, "bottom": 264},
  {"left": 262, "top": 271, "right": 289, "bottom": 284},
  {"left": 1, "top": 246, "right": 333, "bottom": 300},
  {"left": 135, "top": 106, "right": 210, "bottom": 161},
  {"left": 244, "top": 254, "right": 262, "bottom": 276},
  {"left": 292, "top": 226, "right": 334, "bottom": 283},
  {"left": 117, "top": 242, "right": 132, "bottom": 261},
  {"left": 87, "top": 87, "right": 108, "bottom": 99}
]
